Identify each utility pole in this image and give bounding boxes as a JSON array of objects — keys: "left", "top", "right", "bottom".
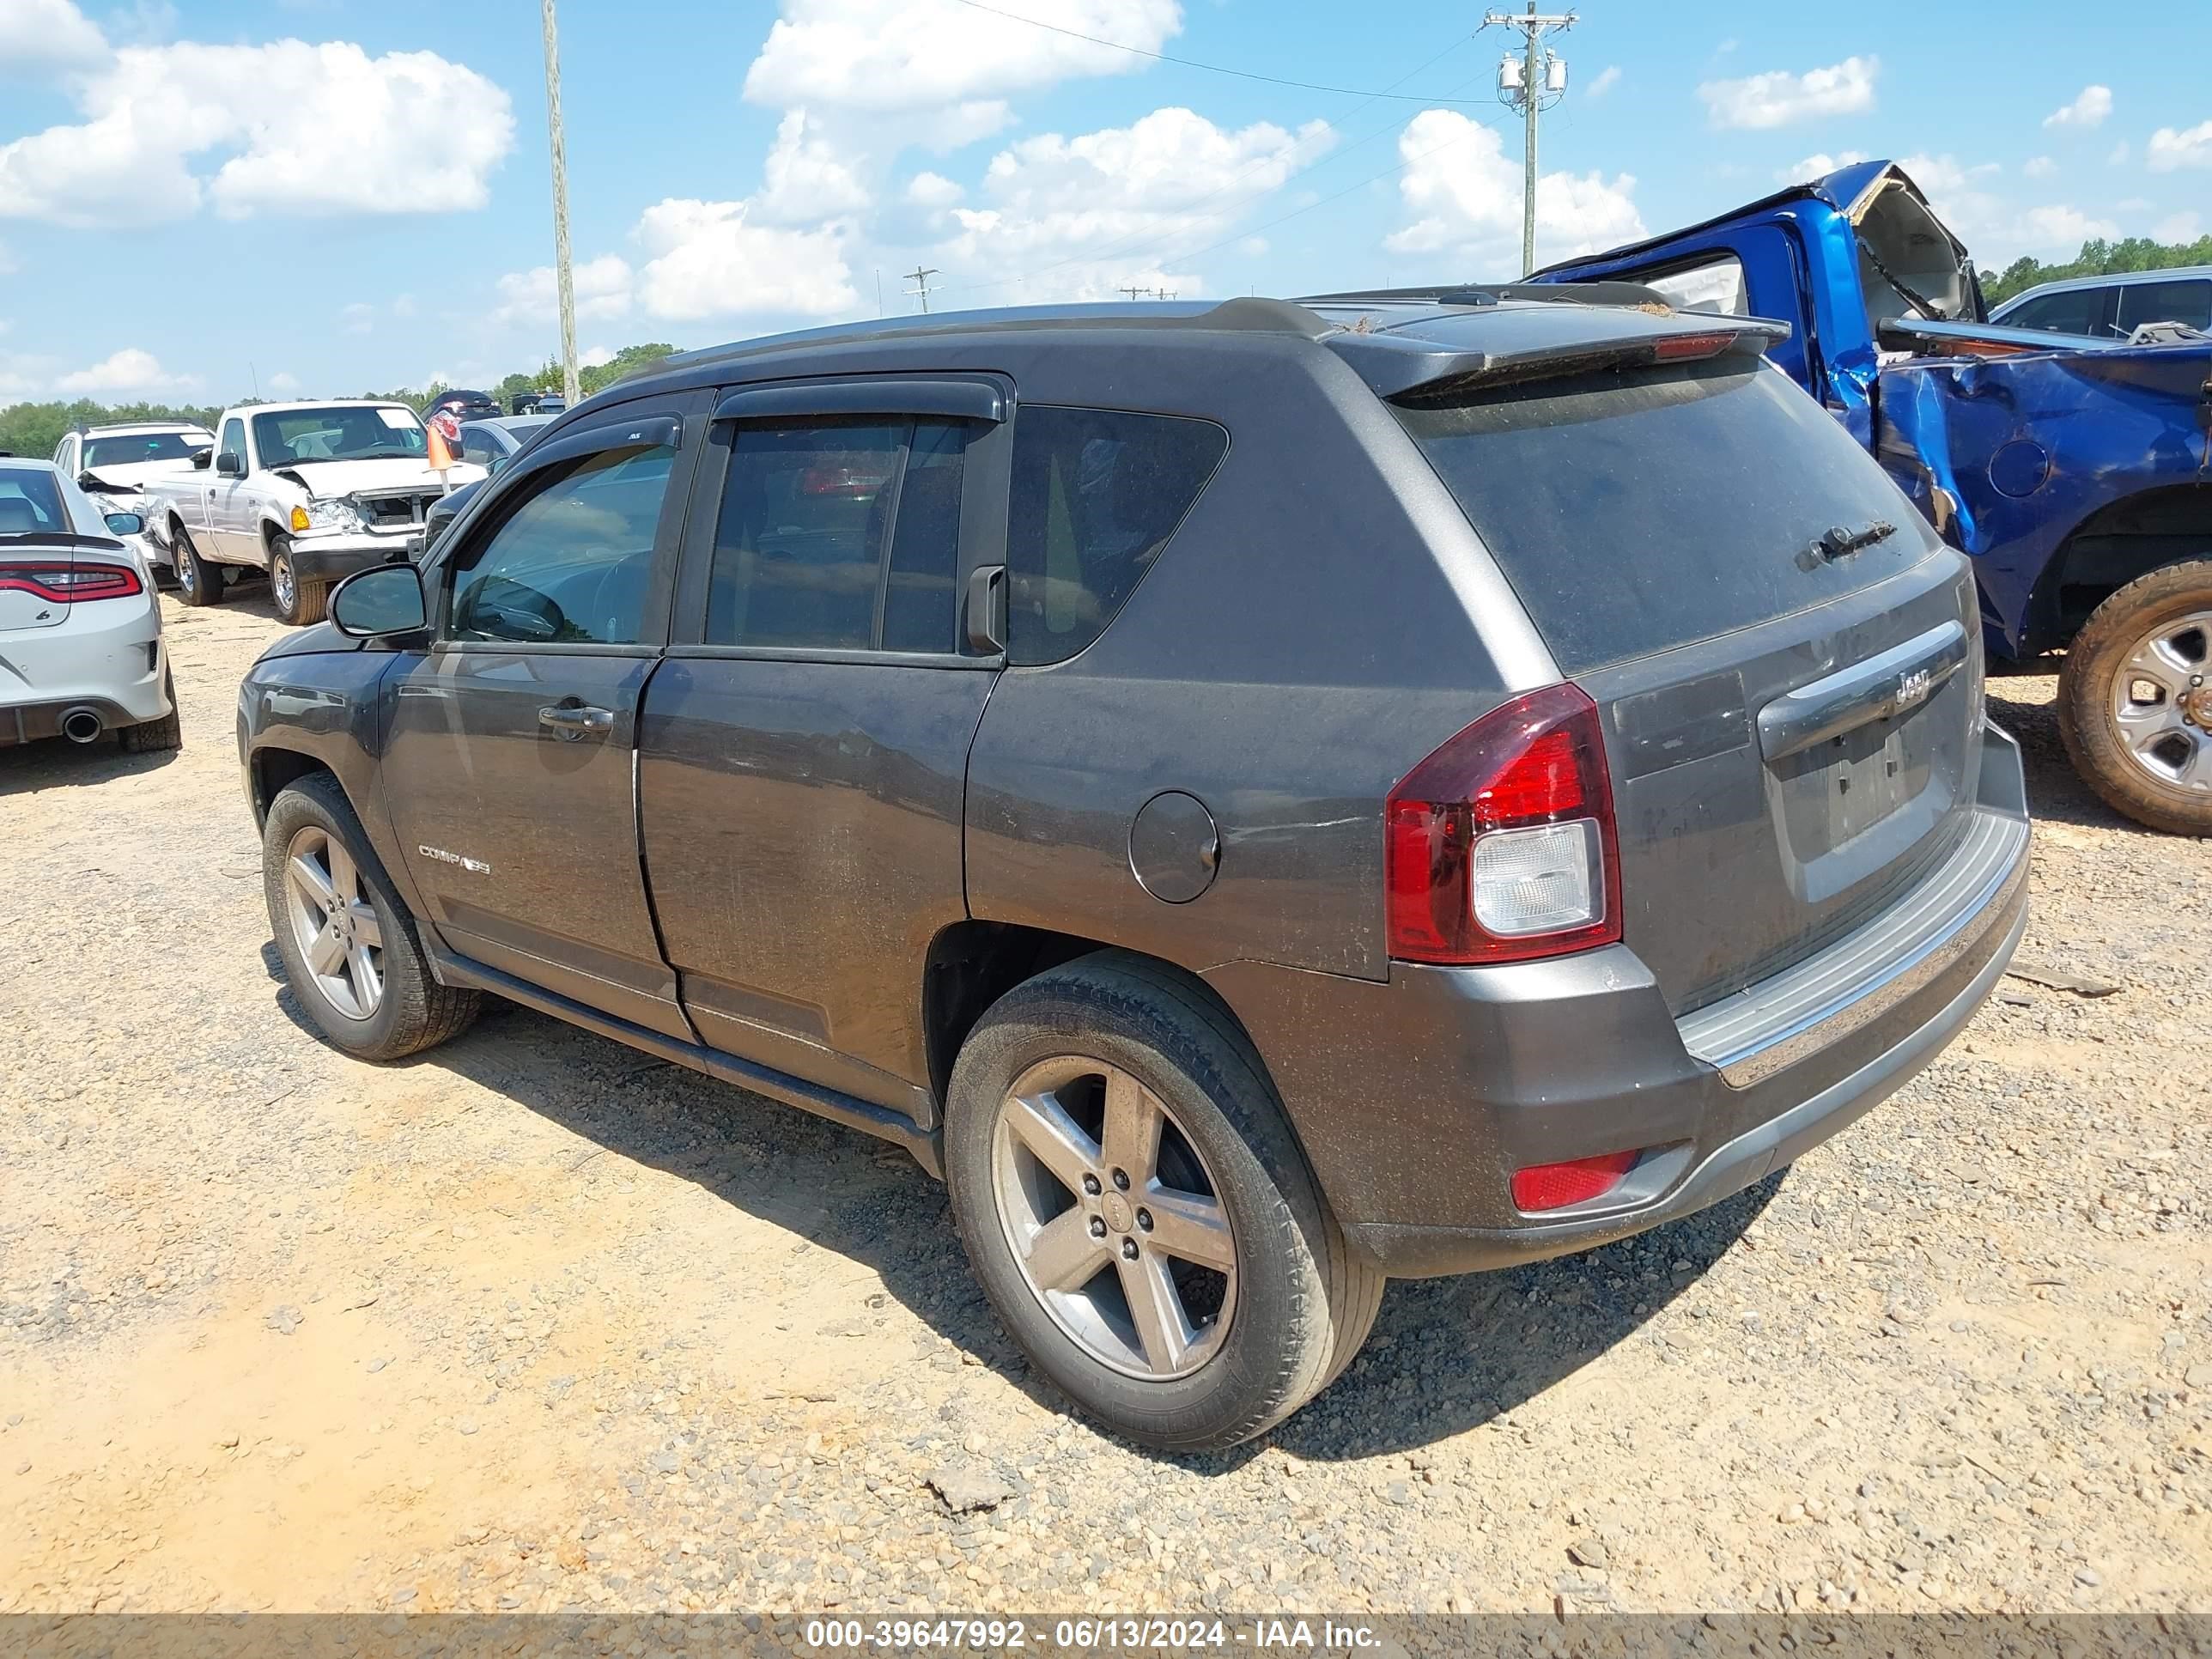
[
  {"left": 905, "top": 266, "right": 939, "bottom": 313},
  {"left": 540, "top": 0, "right": 580, "bottom": 404},
  {"left": 1120, "top": 284, "right": 1147, "bottom": 301},
  {"left": 1482, "top": 2, "right": 1575, "bottom": 276}
]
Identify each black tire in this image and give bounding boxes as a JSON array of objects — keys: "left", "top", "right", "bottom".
[
  {"left": 268, "top": 535, "right": 329, "bottom": 627},
  {"left": 944, "top": 950, "right": 1382, "bottom": 1451},
  {"left": 170, "top": 521, "right": 222, "bottom": 608},
  {"left": 119, "top": 671, "right": 182, "bottom": 752},
  {"left": 263, "top": 773, "right": 480, "bottom": 1060},
  {"left": 2057, "top": 558, "right": 2212, "bottom": 836}
]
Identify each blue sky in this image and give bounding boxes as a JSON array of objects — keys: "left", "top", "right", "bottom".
[{"left": 1, "top": 0, "right": 2206, "bottom": 409}]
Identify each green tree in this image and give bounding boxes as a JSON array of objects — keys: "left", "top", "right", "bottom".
[{"left": 1981, "top": 232, "right": 2212, "bottom": 307}]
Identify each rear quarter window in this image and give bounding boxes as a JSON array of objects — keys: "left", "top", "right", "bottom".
[
  {"left": 1005, "top": 406, "right": 1227, "bottom": 665},
  {"left": 1394, "top": 359, "right": 1941, "bottom": 673}
]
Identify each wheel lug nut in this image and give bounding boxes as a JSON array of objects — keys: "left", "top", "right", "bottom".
[
  {"left": 1088, "top": 1216, "right": 1106, "bottom": 1239},
  {"left": 1120, "top": 1238, "right": 1139, "bottom": 1261},
  {"left": 1135, "top": 1208, "right": 1152, "bottom": 1231},
  {"left": 1111, "top": 1168, "right": 1130, "bottom": 1191},
  {"left": 1081, "top": 1174, "right": 1102, "bottom": 1196}
]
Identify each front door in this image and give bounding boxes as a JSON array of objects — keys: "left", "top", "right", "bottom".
[
  {"left": 208, "top": 416, "right": 251, "bottom": 559},
  {"left": 638, "top": 380, "right": 1009, "bottom": 1121},
  {"left": 380, "top": 393, "right": 705, "bottom": 1039}
]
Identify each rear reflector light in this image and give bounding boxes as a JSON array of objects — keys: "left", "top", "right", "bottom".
[
  {"left": 1385, "top": 682, "right": 1622, "bottom": 963},
  {"left": 1512, "top": 1150, "right": 1639, "bottom": 1212},
  {"left": 1650, "top": 330, "right": 1739, "bottom": 362},
  {"left": 0, "top": 562, "right": 144, "bottom": 603}
]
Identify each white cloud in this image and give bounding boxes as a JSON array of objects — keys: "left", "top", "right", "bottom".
[
  {"left": 1698, "top": 55, "right": 1876, "bottom": 130},
  {"left": 2043, "top": 85, "right": 2112, "bottom": 130},
  {"left": 1585, "top": 65, "right": 1620, "bottom": 98},
  {"left": 0, "top": 4, "right": 514, "bottom": 226},
  {"left": 2014, "top": 204, "right": 2118, "bottom": 253},
  {"left": 745, "top": 0, "right": 1180, "bottom": 143},
  {"left": 2148, "top": 120, "right": 2212, "bottom": 171},
  {"left": 934, "top": 106, "right": 1333, "bottom": 301},
  {"left": 755, "top": 109, "right": 872, "bottom": 224},
  {"left": 491, "top": 254, "right": 636, "bottom": 326},
  {"left": 634, "top": 199, "right": 857, "bottom": 322},
  {"left": 0, "top": 0, "right": 107, "bottom": 76},
  {"left": 266, "top": 371, "right": 300, "bottom": 392},
  {"left": 580, "top": 344, "right": 616, "bottom": 369},
  {"left": 905, "top": 171, "right": 964, "bottom": 209},
  {"left": 1780, "top": 149, "right": 1867, "bottom": 181},
  {"left": 55, "top": 348, "right": 194, "bottom": 396},
  {"left": 2154, "top": 210, "right": 2203, "bottom": 242},
  {"left": 2023, "top": 155, "right": 2057, "bottom": 179},
  {"left": 1388, "top": 108, "right": 1643, "bottom": 270}
]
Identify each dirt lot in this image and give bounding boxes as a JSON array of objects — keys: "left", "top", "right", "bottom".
[{"left": 1, "top": 591, "right": 2206, "bottom": 1619}]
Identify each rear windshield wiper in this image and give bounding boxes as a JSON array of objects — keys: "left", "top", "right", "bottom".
[{"left": 1807, "top": 520, "right": 1898, "bottom": 564}]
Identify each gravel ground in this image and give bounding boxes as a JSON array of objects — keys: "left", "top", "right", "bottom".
[{"left": 1, "top": 596, "right": 2206, "bottom": 1618}]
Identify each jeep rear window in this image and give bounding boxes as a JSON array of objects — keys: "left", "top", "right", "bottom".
[
  {"left": 1393, "top": 360, "right": 1937, "bottom": 673},
  {"left": 1006, "top": 406, "right": 1228, "bottom": 665}
]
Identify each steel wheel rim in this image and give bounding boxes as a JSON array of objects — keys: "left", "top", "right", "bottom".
[
  {"left": 175, "top": 538, "right": 195, "bottom": 596},
  {"left": 272, "top": 552, "right": 295, "bottom": 613},
  {"left": 2106, "top": 608, "right": 2212, "bottom": 793},
  {"left": 282, "top": 825, "right": 385, "bottom": 1021},
  {"left": 989, "top": 1055, "right": 1237, "bottom": 1382}
]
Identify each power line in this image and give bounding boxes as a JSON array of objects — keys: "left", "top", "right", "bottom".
[{"left": 948, "top": 0, "right": 1494, "bottom": 106}]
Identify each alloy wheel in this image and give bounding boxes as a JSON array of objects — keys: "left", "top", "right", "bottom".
[
  {"left": 989, "top": 1055, "right": 1237, "bottom": 1381},
  {"left": 272, "top": 551, "right": 296, "bottom": 615},
  {"left": 2108, "top": 609, "right": 2212, "bottom": 793},
  {"left": 282, "top": 824, "right": 385, "bottom": 1020}
]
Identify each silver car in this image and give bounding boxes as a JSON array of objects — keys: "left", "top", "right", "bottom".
[
  {"left": 0, "top": 459, "right": 180, "bottom": 750},
  {"left": 1989, "top": 265, "right": 2212, "bottom": 340}
]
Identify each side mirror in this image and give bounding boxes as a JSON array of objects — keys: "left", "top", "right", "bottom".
[
  {"left": 104, "top": 512, "right": 145, "bottom": 537},
  {"left": 330, "top": 563, "right": 428, "bottom": 638},
  {"left": 191, "top": 450, "right": 211, "bottom": 471},
  {"left": 216, "top": 451, "right": 245, "bottom": 477}
]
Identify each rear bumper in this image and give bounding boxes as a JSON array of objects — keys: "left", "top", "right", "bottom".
[
  {"left": 0, "top": 606, "right": 172, "bottom": 744},
  {"left": 1206, "top": 723, "right": 2031, "bottom": 1278}
]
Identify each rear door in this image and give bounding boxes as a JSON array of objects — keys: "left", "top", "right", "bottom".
[
  {"left": 380, "top": 392, "right": 706, "bottom": 1038},
  {"left": 636, "top": 375, "right": 1009, "bottom": 1123},
  {"left": 1394, "top": 351, "right": 1984, "bottom": 1012}
]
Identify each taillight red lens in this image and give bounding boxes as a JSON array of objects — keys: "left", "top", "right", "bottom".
[
  {"left": 1511, "top": 1150, "right": 1640, "bottom": 1212},
  {"left": 1384, "top": 682, "right": 1622, "bottom": 964},
  {"left": 1650, "top": 330, "right": 1739, "bottom": 362},
  {"left": 0, "top": 561, "right": 145, "bottom": 604}
]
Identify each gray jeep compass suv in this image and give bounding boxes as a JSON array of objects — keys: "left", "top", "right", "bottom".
[{"left": 239, "top": 293, "right": 2031, "bottom": 1450}]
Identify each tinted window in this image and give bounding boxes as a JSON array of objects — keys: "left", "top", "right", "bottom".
[
  {"left": 705, "top": 417, "right": 969, "bottom": 653},
  {"left": 1395, "top": 360, "right": 1938, "bottom": 673},
  {"left": 2002, "top": 288, "right": 2104, "bottom": 336},
  {"left": 85, "top": 432, "right": 208, "bottom": 468},
  {"left": 447, "top": 442, "right": 674, "bottom": 645},
  {"left": 2116, "top": 278, "right": 2212, "bottom": 331},
  {"left": 219, "top": 419, "right": 246, "bottom": 463},
  {"left": 0, "top": 468, "right": 67, "bottom": 534},
  {"left": 458, "top": 423, "right": 503, "bottom": 467},
  {"left": 1004, "top": 407, "right": 1227, "bottom": 665}
]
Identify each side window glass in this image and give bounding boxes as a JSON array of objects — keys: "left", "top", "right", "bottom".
[
  {"left": 1004, "top": 406, "right": 1228, "bottom": 666},
  {"left": 2117, "top": 279, "right": 2212, "bottom": 331},
  {"left": 219, "top": 419, "right": 246, "bottom": 463},
  {"left": 2004, "top": 289, "right": 2101, "bottom": 336},
  {"left": 1642, "top": 254, "right": 1748, "bottom": 315},
  {"left": 447, "top": 441, "right": 675, "bottom": 646},
  {"left": 705, "top": 417, "right": 969, "bottom": 653},
  {"left": 883, "top": 420, "right": 967, "bottom": 653}
]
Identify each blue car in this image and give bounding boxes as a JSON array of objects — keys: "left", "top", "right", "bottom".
[{"left": 1534, "top": 160, "right": 2212, "bottom": 835}]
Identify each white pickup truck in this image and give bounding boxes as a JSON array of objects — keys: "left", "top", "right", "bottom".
[{"left": 141, "top": 400, "right": 486, "bottom": 625}]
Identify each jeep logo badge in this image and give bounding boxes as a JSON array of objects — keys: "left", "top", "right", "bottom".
[{"left": 1896, "top": 667, "right": 1933, "bottom": 710}]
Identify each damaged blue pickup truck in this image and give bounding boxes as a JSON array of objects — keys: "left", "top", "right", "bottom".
[{"left": 1534, "top": 160, "right": 2212, "bottom": 836}]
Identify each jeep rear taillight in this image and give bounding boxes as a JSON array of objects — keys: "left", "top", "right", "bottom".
[{"left": 1385, "top": 683, "right": 1622, "bottom": 964}]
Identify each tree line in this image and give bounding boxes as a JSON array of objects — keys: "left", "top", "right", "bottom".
[
  {"left": 0, "top": 343, "right": 681, "bottom": 465},
  {"left": 1979, "top": 232, "right": 2212, "bottom": 306}
]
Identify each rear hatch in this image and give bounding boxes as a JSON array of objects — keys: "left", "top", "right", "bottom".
[{"left": 1377, "top": 309, "right": 1982, "bottom": 1013}]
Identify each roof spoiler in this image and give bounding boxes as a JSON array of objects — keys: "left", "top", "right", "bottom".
[
  {"left": 1299, "top": 281, "right": 1676, "bottom": 310},
  {"left": 1335, "top": 318, "right": 1791, "bottom": 404}
]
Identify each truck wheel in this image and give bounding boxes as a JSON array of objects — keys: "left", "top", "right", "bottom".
[
  {"left": 268, "top": 536, "right": 329, "bottom": 627},
  {"left": 943, "top": 951, "right": 1382, "bottom": 1451},
  {"left": 119, "top": 672, "right": 183, "bottom": 752},
  {"left": 2058, "top": 559, "right": 2212, "bottom": 836},
  {"left": 263, "top": 773, "right": 481, "bottom": 1060},
  {"left": 171, "top": 523, "right": 222, "bottom": 608}
]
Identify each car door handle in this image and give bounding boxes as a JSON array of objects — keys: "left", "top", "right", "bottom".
[{"left": 538, "top": 703, "right": 615, "bottom": 739}]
